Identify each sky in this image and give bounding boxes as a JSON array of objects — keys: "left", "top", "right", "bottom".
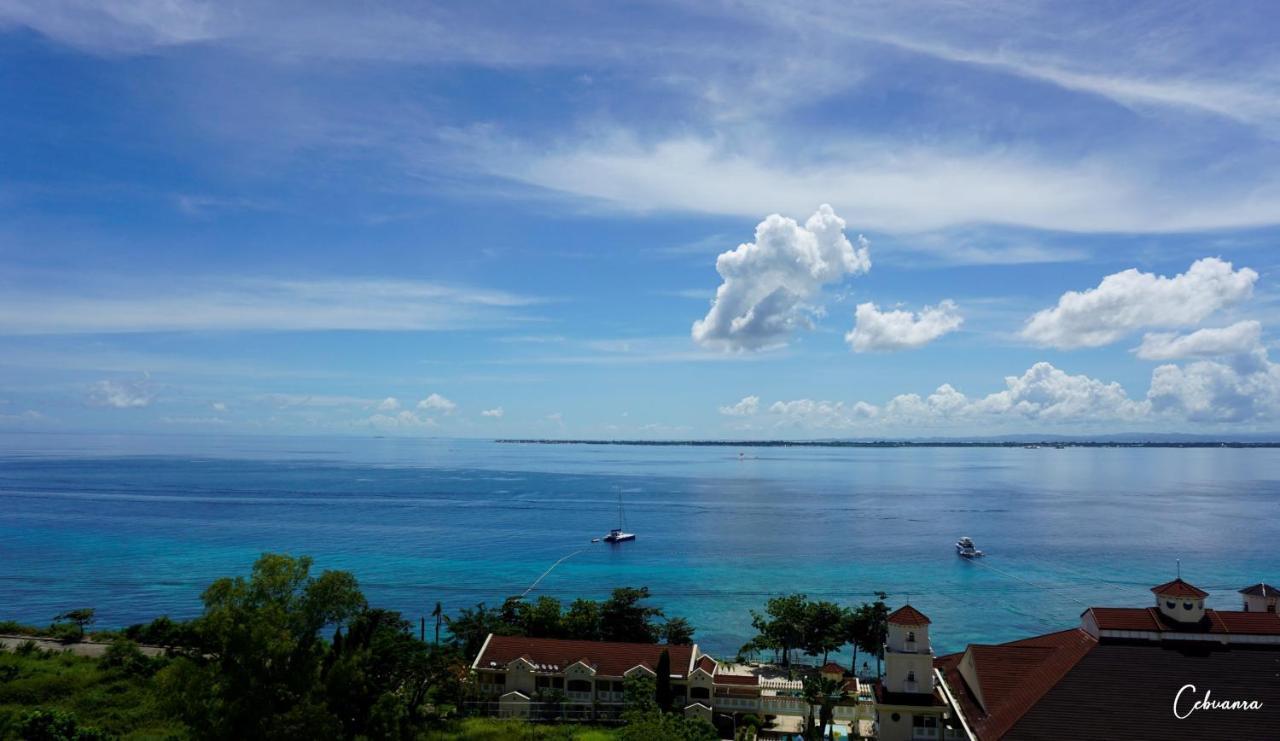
[{"left": 2, "top": 0, "right": 1280, "bottom": 439}]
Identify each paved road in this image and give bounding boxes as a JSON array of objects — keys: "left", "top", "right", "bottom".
[{"left": 0, "top": 633, "right": 166, "bottom": 658}]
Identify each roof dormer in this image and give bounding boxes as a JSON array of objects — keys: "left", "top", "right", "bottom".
[
  {"left": 1152, "top": 578, "right": 1208, "bottom": 624},
  {"left": 1240, "top": 583, "right": 1279, "bottom": 613}
]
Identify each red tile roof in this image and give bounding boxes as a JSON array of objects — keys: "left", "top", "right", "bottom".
[
  {"left": 693, "top": 655, "right": 717, "bottom": 673},
  {"left": 887, "top": 604, "right": 931, "bottom": 625},
  {"left": 714, "top": 673, "right": 759, "bottom": 686},
  {"left": 1087, "top": 606, "right": 1280, "bottom": 636},
  {"left": 1240, "top": 582, "right": 1277, "bottom": 598},
  {"left": 1212, "top": 610, "right": 1280, "bottom": 634},
  {"left": 936, "top": 628, "right": 1097, "bottom": 741},
  {"left": 821, "top": 662, "right": 845, "bottom": 674},
  {"left": 474, "top": 635, "right": 695, "bottom": 678},
  {"left": 1005, "top": 641, "right": 1280, "bottom": 738},
  {"left": 1150, "top": 578, "right": 1208, "bottom": 598},
  {"left": 1086, "top": 606, "right": 1164, "bottom": 632}
]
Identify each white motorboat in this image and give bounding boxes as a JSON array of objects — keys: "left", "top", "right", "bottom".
[
  {"left": 602, "top": 491, "right": 635, "bottom": 543},
  {"left": 956, "top": 536, "right": 984, "bottom": 558}
]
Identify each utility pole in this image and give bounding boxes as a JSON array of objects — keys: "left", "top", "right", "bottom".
[{"left": 421, "top": 615, "right": 426, "bottom": 642}]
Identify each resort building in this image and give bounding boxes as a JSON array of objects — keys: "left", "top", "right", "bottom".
[
  {"left": 469, "top": 633, "right": 875, "bottom": 735},
  {"left": 922, "top": 578, "right": 1280, "bottom": 739},
  {"left": 873, "top": 605, "right": 966, "bottom": 741}
]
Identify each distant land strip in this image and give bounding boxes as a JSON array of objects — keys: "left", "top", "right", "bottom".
[{"left": 497, "top": 439, "right": 1280, "bottom": 448}]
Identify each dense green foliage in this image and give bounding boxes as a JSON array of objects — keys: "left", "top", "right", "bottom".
[
  {"left": 742, "top": 592, "right": 889, "bottom": 674},
  {"left": 654, "top": 650, "right": 672, "bottom": 713},
  {"left": 800, "top": 674, "right": 844, "bottom": 741},
  {"left": 615, "top": 711, "right": 717, "bottom": 741},
  {"left": 49, "top": 612, "right": 96, "bottom": 645},
  {"left": 0, "top": 645, "right": 183, "bottom": 740},
  {"left": 158, "top": 553, "right": 470, "bottom": 740},
  {"left": 445, "top": 587, "right": 692, "bottom": 655},
  {"left": 420, "top": 717, "right": 618, "bottom": 740},
  {"left": 0, "top": 554, "right": 724, "bottom": 740}
]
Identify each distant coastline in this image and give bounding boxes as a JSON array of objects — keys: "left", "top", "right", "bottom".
[{"left": 498, "top": 438, "right": 1280, "bottom": 448}]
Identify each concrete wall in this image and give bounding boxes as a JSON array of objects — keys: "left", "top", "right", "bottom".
[
  {"left": 1155, "top": 594, "right": 1205, "bottom": 623},
  {"left": 885, "top": 651, "right": 935, "bottom": 694}
]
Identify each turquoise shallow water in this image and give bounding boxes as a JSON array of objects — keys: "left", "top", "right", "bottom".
[{"left": 1, "top": 433, "right": 1278, "bottom": 658}]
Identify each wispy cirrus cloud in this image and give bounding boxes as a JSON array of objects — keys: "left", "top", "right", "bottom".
[{"left": 0, "top": 276, "right": 544, "bottom": 335}]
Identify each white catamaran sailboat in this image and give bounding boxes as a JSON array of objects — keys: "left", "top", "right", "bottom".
[{"left": 602, "top": 491, "right": 635, "bottom": 543}]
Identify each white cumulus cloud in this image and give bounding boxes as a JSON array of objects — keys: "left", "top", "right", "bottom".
[
  {"left": 1147, "top": 352, "right": 1280, "bottom": 423},
  {"left": 719, "top": 395, "right": 760, "bottom": 416},
  {"left": 974, "top": 362, "right": 1148, "bottom": 420},
  {"left": 367, "top": 410, "right": 437, "bottom": 429},
  {"left": 1022, "top": 258, "right": 1257, "bottom": 349},
  {"left": 417, "top": 393, "right": 456, "bottom": 414},
  {"left": 88, "top": 378, "right": 153, "bottom": 409},
  {"left": 1135, "top": 320, "right": 1262, "bottom": 361},
  {"left": 692, "top": 205, "right": 870, "bottom": 351},
  {"left": 847, "top": 300, "right": 962, "bottom": 352},
  {"left": 1142, "top": 322, "right": 1280, "bottom": 422},
  {"left": 481, "top": 407, "right": 504, "bottom": 418},
  {"left": 377, "top": 396, "right": 401, "bottom": 411},
  {"left": 754, "top": 362, "right": 1150, "bottom": 430}
]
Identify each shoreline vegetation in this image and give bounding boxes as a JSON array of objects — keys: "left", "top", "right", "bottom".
[
  {"left": 497, "top": 438, "right": 1280, "bottom": 448},
  {"left": 1, "top": 553, "right": 882, "bottom": 740}
]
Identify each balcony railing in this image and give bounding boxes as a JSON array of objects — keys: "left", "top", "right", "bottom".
[{"left": 566, "top": 691, "right": 592, "bottom": 703}]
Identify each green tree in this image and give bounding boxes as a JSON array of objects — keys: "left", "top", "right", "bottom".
[
  {"left": 618, "top": 710, "right": 718, "bottom": 741},
  {"left": 431, "top": 601, "right": 443, "bottom": 645},
  {"left": 854, "top": 593, "right": 889, "bottom": 677},
  {"left": 802, "top": 601, "right": 845, "bottom": 666},
  {"left": 445, "top": 603, "right": 517, "bottom": 659},
  {"left": 321, "top": 608, "right": 447, "bottom": 739},
  {"left": 16, "top": 708, "right": 110, "bottom": 741},
  {"left": 51, "top": 608, "right": 95, "bottom": 643},
  {"left": 522, "top": 596, "right": 564, "bottom": 638},
  {"left": 660, "top": 616, "right": 695, "bottom": 645},
  {"left": 747, "top": 594, "right": 808, "bottom": 668},
  {"left": 654, "top": 649, "right": 673, "bottom": 713},
  {"left": 840, "top": 606, "right": 870, "bottom": 675},
  {"left": 622, "top": 673, "right": 657, "bottom": 714},
  {"left": 562, "top": 598, "right": 602, "bottom": 640},
  {"left": 801, "top": 674, "right": 844, "bottom": 741},
  {"left": 160, "top": 553, "right": 366, "bottom": 740},
  {"left": 601, "top": 587, "right": 664, "bottom": 643}
]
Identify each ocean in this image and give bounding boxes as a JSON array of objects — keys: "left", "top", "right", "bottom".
[{"left": 2, "top": 432, "right": 1277, "bottom": 659}]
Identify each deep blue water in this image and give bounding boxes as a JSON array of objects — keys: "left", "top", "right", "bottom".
[{"left": 2, "top": 433, "right": 1278, "bottom": 658}]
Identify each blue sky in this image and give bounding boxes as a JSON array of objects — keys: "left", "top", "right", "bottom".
[{"left": 2, "top": 0, "right": 1280, "bottom": 438}]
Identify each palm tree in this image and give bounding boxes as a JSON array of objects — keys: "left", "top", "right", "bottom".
[
  {"left": 801, "top": 674, "right": 845, "bottom": 741},
  {"left": 801, "top": 674, "right": 821, "bottom": 740},
  {"left": 431, "top": 601, "right": 443, "bottom": 645}
]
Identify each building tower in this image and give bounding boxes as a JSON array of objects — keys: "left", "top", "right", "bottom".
[
  {"left": 1151, "top": 578, "right": 1208, "bottom": 624},
  {"left": 876, "top": 604, "right": 947, "bottom": 741},
  {"left": 885, "top": 605, "right": 933, "bottom": 694}
]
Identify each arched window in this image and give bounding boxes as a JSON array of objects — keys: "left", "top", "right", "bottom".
[
  {"left": 907, "top": 671, "right": 916, "bottom": 682},
  {"left": 907, "top": 631, "right": 916, "bottom": 642},
  {"left": 1183, "top": 602, "right": 1194, "bottom": 610},
  {"left": 1166, "top": 600, "right": 1176, "bottom": 609}
]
